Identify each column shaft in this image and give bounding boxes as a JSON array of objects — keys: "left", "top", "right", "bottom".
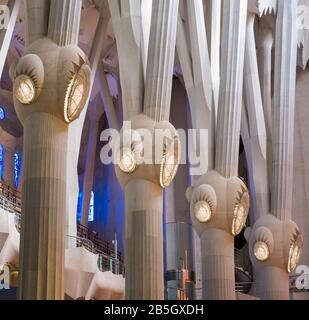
[
  {"left": 24, "top": 0, "right": 50, "bottom": 45},
  {"left": 144, "top": 0, "right": 179, "bottom": 122},
  {"left": 124, "top": 179, "right": 164, "bottom": 300},
  {"left": 201, "top": 229, "right": 235, "bottom": 300},
  {"left": 257, "top": 266, "right": 289, "bottom": 300},
  {"left": 48, "top": 0, "right": 82, "bottom": 46},
  {"left": 215, "top": 0, "right": 248, "bottom": 178},
  {"left": 271, "top": 0, "right": 297, "bottom": 221},
  {"left": 18, "top": 113, "right": 67, "bottom": 300},
  {"left": 205, "top": 0, "right": 221, "bottom": 115},
  {"left": 243, "top": 14, "right": 268, "bottom": 217},
  {"left": 258, "top": 29, "right": 273, "bottom": 189}
]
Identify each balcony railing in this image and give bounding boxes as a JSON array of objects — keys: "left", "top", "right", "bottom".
[
  {"left": 0, "top": 182, "right": 21, "bottom": 215},
  {"left": 0, "top": 181, "right": 125, "bottom": 276}
]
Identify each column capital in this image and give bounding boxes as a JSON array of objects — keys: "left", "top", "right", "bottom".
[
  {"left": 187, "top": 170, "right": 249, "bottom": 237},
  {"left": 113, "top": 114, "right": 180, "bottom": 190},
  {"left": 246, "top": 214, "right": 303, "bottom": 273}
]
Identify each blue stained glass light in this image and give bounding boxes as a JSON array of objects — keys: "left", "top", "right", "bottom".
[
  {"left": 0, "top": 107, "right": 5, "bottom": 120},
  {"left": 0, "top": 145, "right": 4, "bottom": 181},
  {"left": 88, "top": 191, "right": 94, "bottom": 222},
  {"left": 14, "top": 153, "right": 22, "bottom": 188}
]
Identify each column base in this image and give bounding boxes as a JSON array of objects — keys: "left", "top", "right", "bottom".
[
  {"left": 201, "top": 228, "right": 236, "bottom": 300},
  {"left": 125, "top": 179, "right": 164, "bottom": 300}
]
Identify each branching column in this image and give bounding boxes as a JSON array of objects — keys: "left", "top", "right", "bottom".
[
  {"left": 247, "top": 0, "right": 303, "bottom": 301},
  {"left": 187, "top": 0, "right": 249, "bottom": 300},
  {"left": 111, "top": 0, "right": 179, "bottom": 300},
  {"left": 15, "top": 0, "right": 90, "bottom": 300}
]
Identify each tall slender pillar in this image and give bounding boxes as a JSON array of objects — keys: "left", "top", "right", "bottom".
[
  {"left": 205, "top": 0, "right": 221, "bottom": 115},
  {"left": 271, "top": 0, "right": 297, "bottom": 222},
  {"left": 111, "top": 0, "right": 180, "bottom": 300},
  {"left": 186, "top": 0, "right": 249, "bottom": 300},
  {"left": 258, "top": 28, "right": 273, "bottom": 146},
  {"left": 12, "top": 1, "right": 90, "bottom": 299},
  {"left": 19, "top": 113, "right": 68, "bottom": 300},
  {"left": 215, "top": 0, "right": 248, "bottom": 178},
  {"left": 81, "top": 97, "right": 103, "bottom": 226},
  {"left": 257, "top": 26, "right": 274, "bottom": 190},
  {"left": 143, "top": 0, "right": 179, "bottom": 121},
  {"left": 125, "top": 179, "right": 164, "bottom": 299},
  {"left": 247, "top": 0, "right": 303, "bottom": 300},
  {"left": 243, "top": 13, "right": 268, "bottom": 219}
]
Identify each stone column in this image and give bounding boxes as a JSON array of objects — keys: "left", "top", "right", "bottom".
[
  {"left": 188, "top": 0, "right": 248, "bottom": 300},
  {"left": 114, "top": 116, "right": 180, "bottom": 300},
  {"left": 24, "top": 0, "right": 50, "bottom": 45},
  {"left": 19, "top": 113, "right": 68, "bottom": 300},
  {"left": 124, "top": 179, "right": 164, "bottom": 299},
  {"left": 243, "top": 13, "right": 268, "bottom": 219},
  {"left": 201, "top": 229, "right": 235, "bottom": 299},
  {"left": 271, "top": 0, "right": 297, "bottom": 222},
  {"left": 258, "top": 28, "right": 273, "bottom": 146},
  {"left": 48, "top": 0, "right": 82, "bottom": 46},
  {"left": 143, "top": 0, "right": 179, "bottom": 121},
  {"left": 257, "top": 26, "right": 274, "bottom": 190},
  {"left": 215, "top": 0, "right": 248, "bottom": 178},
  {"left": 111, "top": 0, "right": 180, "bottom": 300},
  {"left": 11, "top": 8, "right": 90, "bottom": 297},
  {"left": 205, "top": 0, "right": 221, "bottom": 115},
  {"left": 247, "top": 0, "right": 302, "bottom": 301},
  {"left": 81, "top": 97, "right": 103, "bottom": 226}
]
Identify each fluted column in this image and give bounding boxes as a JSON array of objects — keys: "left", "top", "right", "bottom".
[
  {"left": 111, "top": 0, "right": 179, "bottom": 301},
  {"left": 256, "top": 267, "right": 289, "bottom": 300},
  {"left": 143, "top": 0, "right": 179, "bottom": 121},
  {"left": 81, "top": 98, "right": 103, "bottom": 226},
  {"left": 125, "top": 180, "right": 164, "bottom": 299},
  {"left": 48, "top": 0, "right": 82, "bottom": 46},
  {"left": 12, "top": 1, "right": 89, "bottom": 298},
  {"left": 205, "top": 0, "right": 221, "bottom": 115},
  {"left": 243, "top": 13, "right": 268, "bottom": 218},
  {"left": 189, "top": 0, "right": 248, "bottom": 301},
  {"left": 271, "top": 0, "right": 297, "bottom": 221},
  {"left": 24, "top": 0, "right": 50, "bottom": 45},
  {"left": 215, "top": 0, "right": 248, "bottom": 178},
  {"left": 19, "top": 113, "right": 67, "bottom": 300},
  {"left": 246, "top": 1, "right": 300, "bottom": 301},
  {"left": 201, "top": 229, "right": 235, "bottom": 300}
]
